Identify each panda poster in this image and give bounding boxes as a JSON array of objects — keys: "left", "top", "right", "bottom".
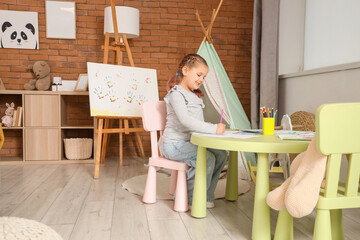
[
  {"left": 87, "top": 62, "right": 159, "bottom": 117},
  {"left": 0, "top": 10, "right": 39, "bottom": 49}
]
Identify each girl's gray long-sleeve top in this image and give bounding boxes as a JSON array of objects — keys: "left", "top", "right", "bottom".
[{"left": 162, "top": 85, "right": 217, "bottom": 142}]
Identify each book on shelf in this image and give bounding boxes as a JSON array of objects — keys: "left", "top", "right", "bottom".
[
  {"left": 12, "top": 109, "right": 17, "bottom": 127},
  {"left": 17, "top": 106, "right": 22, "bottom": 127}
]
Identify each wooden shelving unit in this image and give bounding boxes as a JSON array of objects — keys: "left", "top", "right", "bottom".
[{"left": 0, "top": 90, "right": 95, "bottom": 164}]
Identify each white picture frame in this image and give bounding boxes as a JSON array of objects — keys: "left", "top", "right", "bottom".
[
  {"left": 0, "top": 10, "right": 39, "bottom": 49},
  {"left": 75, "top": 74, "right": 88, "bottom": 91},
  {"left": 45, "top": 0, "right": 76, "bottom": 39},
  {"left": 62, "top": 80, "right": 77, "bottom": 91}
]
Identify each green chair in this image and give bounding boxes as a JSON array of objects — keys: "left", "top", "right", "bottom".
[{"left": 274, "top": 103, "right": 360, "bottom": 240}]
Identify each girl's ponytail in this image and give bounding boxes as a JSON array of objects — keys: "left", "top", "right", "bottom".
[
  {"left": 193, "top": 88, "right": 204, "bottom": 98},
  {"left": 167, "top": 74, "right": 177, "bottom": 91}
]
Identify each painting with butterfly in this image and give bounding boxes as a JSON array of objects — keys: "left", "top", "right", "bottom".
[{"left": 87, "top": 62, "right": 159, "bottom": 117}]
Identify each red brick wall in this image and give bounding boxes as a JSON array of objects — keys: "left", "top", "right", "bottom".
[{"left": 0, "top": 0, "right": 253, "bottom": 157}]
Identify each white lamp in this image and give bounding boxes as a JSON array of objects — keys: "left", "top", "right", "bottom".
[{"left": 104, "top": 6, "right": 139, "bottom": 39}]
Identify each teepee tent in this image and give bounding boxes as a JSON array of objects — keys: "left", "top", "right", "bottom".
[
  {"left": 195, "top": 1, "right": 255, "bottom": 174},
  {"left": 195, "top": 1, "right": 250, "bottom": 130},
  {"left": 198, "top": 41, "right": 251, "bottom": 130}
]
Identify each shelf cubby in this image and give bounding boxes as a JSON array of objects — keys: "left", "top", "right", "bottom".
[
  {"left": 61, "top": 128, "right": 94, "bottom": 161},
  {"left": 61, "top": 95, "right": 93, "bottom": 128},
  {"left": 0, "top": 128, "right": 23, "bottom": 162}
]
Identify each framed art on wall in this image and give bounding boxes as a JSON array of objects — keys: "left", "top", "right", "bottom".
[
  {"left": 45, "top": 1, "right": 76, "bottom": 39},
  {"left": 0, "top": 10, "right": 39, "bottom": 49},
  {"left": 75, "top": 74, "right": 88, "bottom": 91}
]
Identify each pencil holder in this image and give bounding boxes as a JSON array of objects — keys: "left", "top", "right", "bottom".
[{"left": 262, "top": 118, "right": 275, "bottom": 135}]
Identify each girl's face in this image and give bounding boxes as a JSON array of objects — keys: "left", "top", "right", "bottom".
[{"left": 180, "top": 63, "right": 208, "bottom": 92}]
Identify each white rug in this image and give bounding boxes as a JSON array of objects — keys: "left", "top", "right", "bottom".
[
  {"left": 122, "top": 170, "right": 251, "bottom": 200},
  {"left": 0, "top": 217, "right": 63, "bottom": 240}
]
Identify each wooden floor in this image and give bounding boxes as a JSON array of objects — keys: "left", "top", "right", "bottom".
[{"left": 0, "top": 156, "right": 359, "bottom": 240}]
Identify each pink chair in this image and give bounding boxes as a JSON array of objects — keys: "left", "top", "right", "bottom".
[{"left": 141, "top": 101, "right": 189, "bottom": 212}]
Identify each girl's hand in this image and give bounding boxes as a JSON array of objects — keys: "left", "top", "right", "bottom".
[{"left": 216, "top": 123, "right": 226, "bottom": 134}]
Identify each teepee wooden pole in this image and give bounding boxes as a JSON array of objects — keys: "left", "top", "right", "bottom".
[
  {"left": 195, "top": 10, "right": 212, "bottom": 43},
  {"left": 208, "top": 0, "right": 223, "bottom": 38},
  {"left": 202, "top": 9, "right": 216, "bottom": 42},
  {"left": 208, "top": 9, "right": 216, "bottom": 39},
  {"left": 196, "top": 0, "right": 223, "bottom": 44}
]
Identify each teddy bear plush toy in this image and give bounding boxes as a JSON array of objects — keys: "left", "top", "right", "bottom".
[
  {"left": 1, "top": 102, "right": 15, "bottom": 127},
  {"left": 24, "top": 61, "right": 52, "bottom": 91}
]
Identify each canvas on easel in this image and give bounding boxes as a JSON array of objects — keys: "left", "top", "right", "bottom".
[
  {"left": 92, "top": 0, "right": 148, "bottom": 179},
  {"left": 87, "top": 62, "right": 159, "bottom": 117}
]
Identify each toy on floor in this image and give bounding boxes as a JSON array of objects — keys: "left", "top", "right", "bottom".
[
  {"left": 1, "top": 102, "right": 15, "bottom": 127},
  {"left": 24, "top": 61, "right": 52, "bottom": 91},
  {"left": 266, "top": 137, "right": 327, "bottom": 218}
]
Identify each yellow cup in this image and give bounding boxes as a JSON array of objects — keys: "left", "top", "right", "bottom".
[{"left": 262, "top": 117, "right": 275, "bottom": 135}]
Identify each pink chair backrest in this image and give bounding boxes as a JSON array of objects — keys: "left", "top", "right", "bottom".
[
  {"left": 141, "top": 101, "right": 167, "bottom": 158},
  {"left": 141, "top": 101, "right": 167, "bottom": 132}
]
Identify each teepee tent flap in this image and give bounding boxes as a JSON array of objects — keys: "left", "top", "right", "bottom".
[{"left": 198, "top": 41, "right": 251, "bottom": 130}]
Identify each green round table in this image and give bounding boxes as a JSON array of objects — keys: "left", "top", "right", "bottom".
[{"left": 190, "top": 133, "right": 310, "bottom": 240}]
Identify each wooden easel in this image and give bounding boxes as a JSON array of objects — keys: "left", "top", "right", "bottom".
[
  {"left": 195, "top": 0, "right": 223, "bottom": 44},
  {"left": 94, "top": 0, "right": 145, "bottom": 179}
]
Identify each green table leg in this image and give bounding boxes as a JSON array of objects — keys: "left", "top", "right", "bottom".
[
  {"left": 191, "top": 146, "right": 207, "bottom": 218},
  {"left": 274, "top": 210, "right": 293, "bottom": 240},
  {"left": 226, "top": 151, "right": 238, "bottom": 201},
  {"left": 252, "top": 153, "right": 271, "bottom": 240}
]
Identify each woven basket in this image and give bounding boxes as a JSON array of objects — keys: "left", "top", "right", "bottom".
[
  {"left": 290, "top": 111, "right": 315, "bottom": 132},
  {"left": 289, "top": 111, "right": 315, "bottom": 161},
  {"left": 64, "top": 138, "right": 93, "bottom": 160}
]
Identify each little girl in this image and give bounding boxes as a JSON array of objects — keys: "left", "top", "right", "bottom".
[{"left": 162, "top": 53, "right": 227, "bottom": 208}]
